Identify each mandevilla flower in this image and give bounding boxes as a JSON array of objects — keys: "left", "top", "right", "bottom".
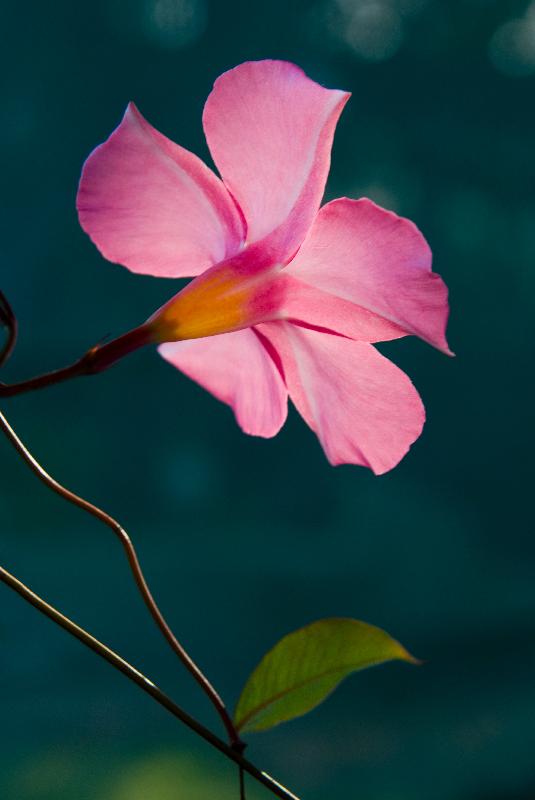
[{"left": 77, "top": 60, "right": 451, "bottom": 474}]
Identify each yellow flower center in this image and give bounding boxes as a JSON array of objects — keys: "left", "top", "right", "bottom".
[{"left": 149, "top": 258, "right": 283, "bottom": 343}]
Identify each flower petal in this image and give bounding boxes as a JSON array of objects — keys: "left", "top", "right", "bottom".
[
  {"left": 286, "top": 198, "right": 451, "bottom": 354},
  {"left": 77, "top": 103, "right": 244, "bottom": 278},
  {"left": 158, "top": 328, "right": 287, "bottom": 438},
  {"left": 256, "top": 321, "right": 425, "bottom": 474},
  {"left": 203, "top": 60, "right": 349, "bottom": 258},
  {"left": 278, "top": 274, "right": 407, "bottom": 342}
]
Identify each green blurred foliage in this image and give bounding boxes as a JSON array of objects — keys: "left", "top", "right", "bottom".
[
  {"left": 7, "top": 749, "right": 263, "bottom": 800},
  {"left": 1, "top": 1, "right": 535, "bottom": 799}
]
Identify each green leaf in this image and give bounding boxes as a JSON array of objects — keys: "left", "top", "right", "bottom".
[{"left": 234, "top": 617, "right": 417, "bottom": 733}]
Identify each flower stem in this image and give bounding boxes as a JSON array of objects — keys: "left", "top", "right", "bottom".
[
  {"left": 0, "top": 322, "right": 154, "bottom": 397},
  {"left": 0, "top": 564, "right": 300, "bottom": 800},
  {"left": 240, "top": 765, "right": 247, "bottom": 800},
  {"left": 0, "top": 408, "right": 243, "bottom": 751}
]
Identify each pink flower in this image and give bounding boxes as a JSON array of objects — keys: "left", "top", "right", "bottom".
[{"left": 77, "top": 60, "right": 450, "bottom": 474}]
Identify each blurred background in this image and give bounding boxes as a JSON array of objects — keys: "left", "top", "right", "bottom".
[{"left": 1, "top": 0, "right": 534, "bottom": 798}]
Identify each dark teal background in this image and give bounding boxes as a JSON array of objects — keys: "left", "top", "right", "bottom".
[{"left": 1, "top": 1, "right": 534, "bottom": 798}]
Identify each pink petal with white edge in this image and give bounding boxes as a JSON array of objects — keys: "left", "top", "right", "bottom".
[
  {"left": 286, "top": 198, "right": 452, "bottom": 354},
  {"left": 77, "top": 103, "right": 244, "bottom": 279},
  {"left": 203, "top": 60, "right": 349, "bottom": 259},
  {"left": 159, "top": 328, "right": 287, "bottom": 438},
  {"left": 257, "top": 321, "right": 425, "bottom": 474}
]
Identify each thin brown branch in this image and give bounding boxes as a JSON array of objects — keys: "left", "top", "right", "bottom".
[
  {"left": 0, "top": 290, "right": 18, "bottom": 368},
  {"left": 0, "top": 564, "right": 300, "bottom": 800},
  {"left": 0, "top": 408, "right": 242, "bottom": 749}
]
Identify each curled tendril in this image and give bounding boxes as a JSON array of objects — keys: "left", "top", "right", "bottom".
[
  {"left": 0, "top": 290, "right": 18, "bottom": 368},
  {"left": 0, "top": 287, "right": 297, "bottom": 797}
]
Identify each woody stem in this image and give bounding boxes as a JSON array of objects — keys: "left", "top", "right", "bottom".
[
  {"left": 0, "top": 564, "right": 299, "bottom": 800},
  {"left": 0, "top": 408, "right": 243, "bottom": 750}
]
